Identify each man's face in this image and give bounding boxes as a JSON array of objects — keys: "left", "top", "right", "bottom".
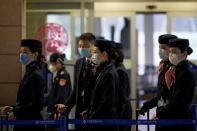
[
  {"left": 20, "top": 47, "right": 37, "bottom": 62},
  {"left": 78, "top": 40, "right": 91, "bottom": 48}
]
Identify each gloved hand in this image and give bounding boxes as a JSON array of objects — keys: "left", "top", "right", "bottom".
[{"left": 136, "top": 108, "right": 147, "bottom": 116}]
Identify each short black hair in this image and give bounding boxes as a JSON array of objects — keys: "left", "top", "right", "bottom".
[
  {"left": 79, "top": 32, "right": 96, "bottom": 45},
  {"left": 110, "top": 42, "right": 124, "bottom": 64},
  {"left": 49, "top": 52, "right": 65, "bottom": 64}
]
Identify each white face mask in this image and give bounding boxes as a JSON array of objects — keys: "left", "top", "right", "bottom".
[
  {"left": 48, "top": 64, "right": 57, "bottom": 73},
  {"left": 91, "top": 53, "right": 101, "bottom": 65},
  {"left": 169, "top": 53, "right": 182, "bottom": 65},
  {"left": 159, "top": 49, "right": 169, "bottom": 61}
]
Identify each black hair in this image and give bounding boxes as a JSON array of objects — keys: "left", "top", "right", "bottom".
[
  {"left": 116, "top": 48, "right": 124, "bottom": 64},
  {"left": 49, "top": 52, "right": 66, "bottom": 65},
  {"left": 186, "top": 47, "right": 193, "bottom": 55},
  {"left": 94, "top": 39, "right": 114, "bottom": 61},
  {"left": 110, "top": 42, "right": 124, "bottom": 64},
  {"left": 79, "top": 32, "right": 96, "bottom": 45},
  {"left": 36, "top": 49, "right": 42, "bottom": 62}
]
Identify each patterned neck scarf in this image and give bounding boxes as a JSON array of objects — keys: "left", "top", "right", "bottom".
[
  {"left": 157, "top": 61, "right": 164, "bottom": 76},
  {"left": 165, "top": 66, "right": 176, "bottom": 90}
]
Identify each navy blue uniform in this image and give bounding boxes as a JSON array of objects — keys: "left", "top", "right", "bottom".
[
  {"left": 88, "top": 61, "right": 119, "bottom": 131},
  {"left": 13, "top": 61, "right": 44, "bottom": 131},
  {"left": 65, "top": 57, "right": 94, "bottom": 131},
  {"left": 156, "top": 60, "right": 195, "bottom": 131},
  {"left": 48, "top": 67, "right": 72, "bottom": 116},
  {"left": 116, "top": 63, "right": 132, "bottom": 131}
]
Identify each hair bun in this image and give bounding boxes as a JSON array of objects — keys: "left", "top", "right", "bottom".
[
  {"left": 187, "top": 47, "right": 193, "bottom": 55},
  {"left": 60, "top": 53, "right": 65, "bottom": 59}
]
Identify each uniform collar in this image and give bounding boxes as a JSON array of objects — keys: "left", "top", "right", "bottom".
[
  {"left": 97, "top": 61, "right": 111, "bottom": 73},
  {"left": 57, "top": 66, "right": 65, "bottom": 75},
  {"left": 25, "top": 61, "right": 39, "bottom": 73},
  {"left": 175, "top": 60, "right": 190, "bottom": 70}
]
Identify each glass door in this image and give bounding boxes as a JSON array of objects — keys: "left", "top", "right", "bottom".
[{"left": 167, "top": 12, "right": 197, "bottom": 104}]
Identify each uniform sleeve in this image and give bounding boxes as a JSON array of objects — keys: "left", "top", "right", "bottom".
[
  {"left": 57, "top": 73, "right": 72, "bottom": 104},
  {"left": 118, "top": 69, "right": 129, "bottom": 104},
  {"left": 156, "top": 71, "right": 195, "bottom": 119},
  {"left": 13, "top": 74, "right": 44, "bottom": 117},
  {"left": 141, "top": 97, "right": 159, "bottom": 111}
]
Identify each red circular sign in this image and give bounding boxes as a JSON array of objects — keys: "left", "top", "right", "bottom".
[{"left": 34, "top": 23, "right": 69, "bottom": 57}]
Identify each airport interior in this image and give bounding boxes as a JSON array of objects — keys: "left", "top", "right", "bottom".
[{"left": 1, "top": 0, "right": 197, "bottom": 131}]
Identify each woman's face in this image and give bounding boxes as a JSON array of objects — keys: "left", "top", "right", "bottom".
[
  {"left": 169, "top": 47, "right": 186, "bottom": 57},
  {"left": 95, "top": 47, "right": 108, "bottom": 62},
  {"left": 169, "top": 47, "right": 187, "bottom": 65}
]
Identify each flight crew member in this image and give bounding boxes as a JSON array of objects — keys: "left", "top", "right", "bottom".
[
  {"left": 137, "top": 34, "right": 177, "bottom": 131},
  {"left": 4, "top": 39, "right": 45, "bottom": 131},
  {"left": 87, "top": 39, "right": 119, "bottom": 131},
  {"left": 114, "top": 42, "right": 132, "bottom": 131},
  {"left": 154, "top": 38, "right": 195, "bottom": 131},
  {"left": 47, "top": 53, "right": 72, "bottom": 119},
  {"left": 55, "top": 33, "right": 96, "bottom": 131}
]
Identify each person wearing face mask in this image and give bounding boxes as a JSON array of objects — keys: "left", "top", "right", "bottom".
[
  {"left": 2, "top": 39, "right": 45, "bottom": 131},
  {"left": 154, "top": 38, "right": 195, "bottom": 131},
  {"left": 55, "top": 33, "right": 96, "bottom": 131},
  {"left": 87, "top": 39, "right": 119, "bottom": 131},
  {"left": 137, "top": 34, "right": 177, "bottom": 131},
  {"left": 47, "top": 53, "right": 72, "bottom": 116},
  {"left": 46, "top": 52, "right": 71, "bottom": 131}
]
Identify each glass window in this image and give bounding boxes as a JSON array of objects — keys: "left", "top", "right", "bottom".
[
  {"left": 171, "top": 16, "right": 197, "bottom": 60},
  {"left": 45, "top": 14, "right": 72, "bottom": 60},
  {"left": 94, "top": 16, "right": 131, "bottom": 59}
]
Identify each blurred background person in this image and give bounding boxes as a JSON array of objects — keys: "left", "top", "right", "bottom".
[{"left": 46, "top": 52, "right": 72, "bottom": 131}]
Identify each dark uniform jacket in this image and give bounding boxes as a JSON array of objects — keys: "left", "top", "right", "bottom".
[
  {"left": 156, "top": 60, "right": 195, "bottom": 131},
  {"left": 13, "top": 61, "right": 44, "bottom": 131},
  {"left": 65, "top": 57, "right": 94, "bottom": 118},
  {"left": 88, "top": 61, "right": 119, "bottom": 131},
  {"left": 48, "top": 66, "right": 72, "bottom": 115},
  {"left": 116, "top": 63, "right": 132, "bottom": 131},
  {"left": 142, "top": 60, "right": 171, "bottom": 111}
]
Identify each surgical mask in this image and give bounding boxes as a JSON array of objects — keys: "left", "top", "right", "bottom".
[
  {"left": 48, "top": 64, "right": 57, "bottom": 73},
  {"left": 159, "top": 49, "right": 169, "bottom": 61},
  {"left": 78, "top": 48, "right": 90, "bottom": 57},
  {"left": 91, "top": 53, "right": 101, "bottom": 65},
  {"left": 19, "top": 53, "right": 30, "bottom": 65},
  {"left": 169, "top": 53, "right": 182, "bottom": 66}
]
